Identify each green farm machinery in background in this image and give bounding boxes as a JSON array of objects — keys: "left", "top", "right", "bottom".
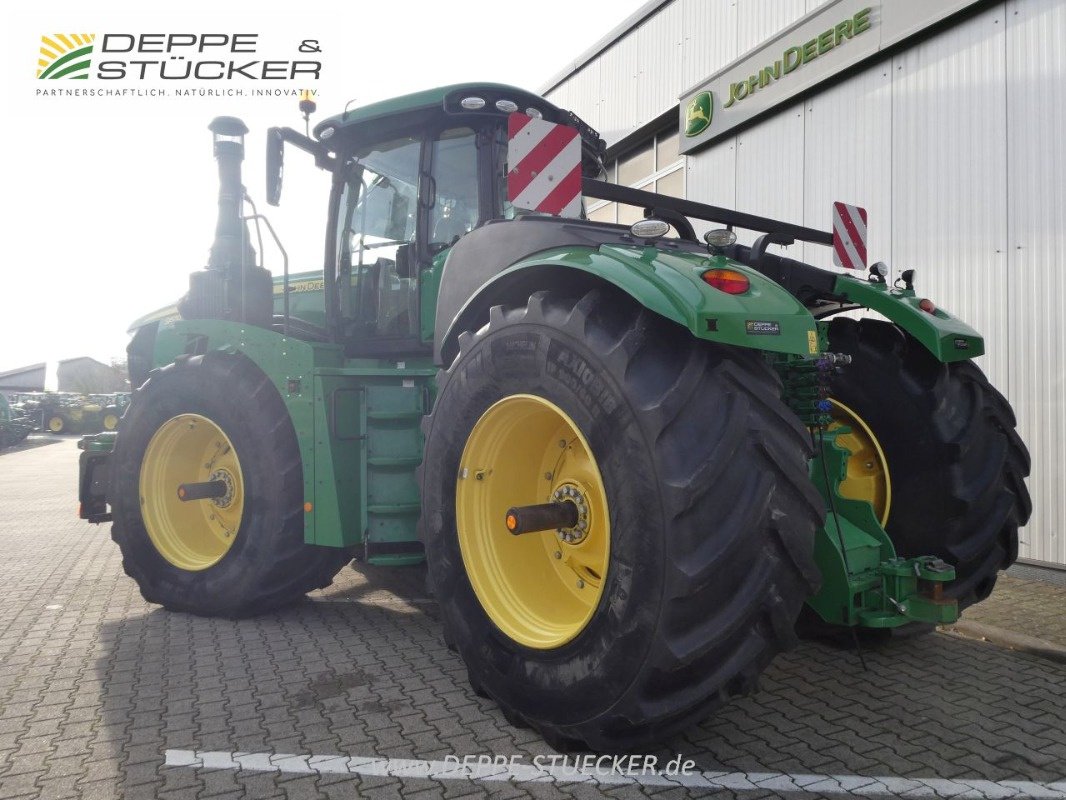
[
  {"left": 0, "top": 394, "right": 34, "bottom": 450},
  {"left": 78, "top": 84, "right": 1030, "bottom": 750},
  {"left": 11, "top": 392, "right": 130, "bottom": 435}
]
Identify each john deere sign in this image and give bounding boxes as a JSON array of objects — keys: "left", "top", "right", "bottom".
[
  {"left": 679, "top": 0, "right": 982, "bottom": 152},
  {"left": 685, "top": 91, "right": 712, "bottom": 136},
  {"left": 720, "top": 7, "right": 871, "bottom": 111}
]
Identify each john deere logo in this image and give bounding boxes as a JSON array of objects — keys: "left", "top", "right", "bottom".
[
  {"left": 37, "top": 34, "right": 96, "bottom": 80},
  {"left": 685, "top": 91, "right": 713, "bottom": 137}
]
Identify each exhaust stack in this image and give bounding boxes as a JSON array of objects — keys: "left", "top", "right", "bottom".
[{"left": 179, "top": 116, "right": 273, "bottom": 327}]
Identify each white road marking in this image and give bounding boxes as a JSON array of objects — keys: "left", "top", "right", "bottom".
[{"left": 165, "top": 750, "right": 1066, "bottom": 797}]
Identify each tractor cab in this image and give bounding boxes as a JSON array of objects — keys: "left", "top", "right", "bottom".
[{"left": 267, "top": 83, "right": 606, "bottom": 357}]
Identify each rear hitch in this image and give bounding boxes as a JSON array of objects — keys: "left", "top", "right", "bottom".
[{"left": 777, "top": 354, "right": 961, "bottom": 629}]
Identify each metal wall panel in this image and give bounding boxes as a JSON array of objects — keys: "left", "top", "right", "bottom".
[
  {"left": 552, "top": 57, "right": 602, "bottom": 133},
  {"left": 685, "top": 137, "right": 738, "bottom": 239},
  {"left": 597, "top": 33, "right": 643, "bottom": 142},
  {"left": 800, "top": 59, "right": 893, "bottom": 269},
  {"left": 890, "top": 5, "right": 1009, "bottom": 392},
  {"left": 636, "top": 1, "right": 683, "bottom": 121},
  {"left": 734, "top": 104, "right": 805, "bottom": 249},
  {"left": 681, "top": 0, "right": 739, "bottom": 90},
  {"left": 736, "top": 0, "right": 807, "bottom": 54},
  {"left": 1006, "top": 0, "right": 1066, "bottom": 566}
]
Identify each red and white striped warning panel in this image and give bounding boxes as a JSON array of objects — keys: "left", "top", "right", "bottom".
[
  {"left": 832, "top": 202, "right": 868, "bottom": 270},
  {"left": 507, "top": 112, "right": 582, "bottom": 218}
]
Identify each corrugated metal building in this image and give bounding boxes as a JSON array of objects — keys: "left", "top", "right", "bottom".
[{"left": 542, "top": 0, "right": 1064, "bottom": 568}]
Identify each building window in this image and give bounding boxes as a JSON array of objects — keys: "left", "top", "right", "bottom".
[{"left": 586, "top": 129, "right": 684, "bottom": 224}]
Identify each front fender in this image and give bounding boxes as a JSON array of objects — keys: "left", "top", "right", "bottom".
[{"left": 445, "top": 244, "right": 819, "bottom": 358}]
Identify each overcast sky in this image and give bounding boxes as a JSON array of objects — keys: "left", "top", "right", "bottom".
[{"left": 0, "top": 0, "right": 648, "bottom": 372}]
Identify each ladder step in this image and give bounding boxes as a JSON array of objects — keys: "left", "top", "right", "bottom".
[
  {"left": 367, "top": 503, "right": 421, "bottom": 516},
  {"left": 367, "top": 456, "right": 422, "bottom": 468},
  {"left": 367, "top": 410, "right": 423, "bottom": 421}
]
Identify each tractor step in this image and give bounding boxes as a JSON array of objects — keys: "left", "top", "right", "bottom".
[{"left": 361, "top": 384, "right": 425, "bottom": 565}]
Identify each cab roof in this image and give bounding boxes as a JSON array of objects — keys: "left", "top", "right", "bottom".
[{"left": 312, "top": 82, "right": 603, "bottom": 155}]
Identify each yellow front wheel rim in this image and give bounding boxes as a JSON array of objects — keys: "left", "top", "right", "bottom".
[
  {"left": 48, "top": 417, "right": 64, "bottom": 433},
  {"left": 456, "top": 395, "right": 610, "bottom": 650},
  {"left": 828, "top": 399, "right": 891, "bottom": 526},
  {"left": 103, "top": 414, "right": 119, "bottom": 431},
  {"left": 139, "top": 413, "right": 244, "bottom": 571}
]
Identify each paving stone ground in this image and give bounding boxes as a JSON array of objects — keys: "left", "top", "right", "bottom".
[
  {"left": 1, "top": 439, "right": 1065, "bottom": 799},
  {"left": 961, "top": 574, "right": 1066, "bottom": 649}
]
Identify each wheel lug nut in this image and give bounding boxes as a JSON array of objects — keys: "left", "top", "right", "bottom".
[
  {"left": 554, "top": 551, "right": 562, "bottom": 559},
  {"left": 576, "top": 579, "right": 585, "bottom": 589}
]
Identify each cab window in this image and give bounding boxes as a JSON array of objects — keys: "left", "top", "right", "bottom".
[
  {"left": 336, "top": 136, "right": 420, "bottom": 338},
  {"left": 429, "top": 128, "right": 479, "bottom": 249}
]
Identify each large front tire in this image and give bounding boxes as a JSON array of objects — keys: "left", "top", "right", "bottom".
[
  {"left": 827, "top": 318, "right": 1031, "bottom": 610},
  {"left": 420, "top": 288, "right": 823, "bottom": 751},
  {"left": 109, "top": 353, "right": 350, "bottom": 617}
]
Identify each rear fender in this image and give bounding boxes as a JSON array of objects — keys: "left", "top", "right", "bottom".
[
  {"left": 441, "top": 245, "right": 819, "bottom": 363},
  {"left": 832, "top": 274, "right": 984, "bottom": 362}
]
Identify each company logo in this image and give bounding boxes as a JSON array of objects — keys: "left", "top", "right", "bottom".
[
  {"left": 685, "top": 91, "right": 713, "bottom": 137},
  {"left": 35, "top": 34, "right": 321, "bottom": 82},
  {"left": 721, "top": 7, "right": 872, "bottom": 109},
  {"left": 37, "top": 34, "right": 96, "bottom": 80}
]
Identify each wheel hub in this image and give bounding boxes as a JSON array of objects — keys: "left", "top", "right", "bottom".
[
  {"left": 209, "top": 469, "right": 236, "bottom": 508},
  {"left": 551, "top": 483, "right": 590, "bottom": 544}
]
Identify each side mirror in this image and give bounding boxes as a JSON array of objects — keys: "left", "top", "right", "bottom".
[{"left": 266, "top": 127, "right": 284, "bottom": 206}]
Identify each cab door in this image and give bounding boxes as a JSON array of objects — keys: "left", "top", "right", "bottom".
[{"left": 334, "top": 126, "right": 482, "bottom": 357}]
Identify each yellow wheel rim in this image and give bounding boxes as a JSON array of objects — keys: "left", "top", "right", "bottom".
[
  {"left": 456, "top": 394, "right": 610, "bottom": 650},
  {"left": 139, "top": 413, "right": 244, "bottom": 571},
  {"left": 828, "top": 399, "right": 891, "bottom": 526},
  {"left": 48, "top": 416, "right": 64, "bottom": 433},
  {"left": 103, "top": 414, "right": 119, "bottom": 431}
]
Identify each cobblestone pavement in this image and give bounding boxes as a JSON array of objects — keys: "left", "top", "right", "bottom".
[
  {"left": 962, "top": 574, "right": 1066, "bottom": 649},
  {"left": 2, "top": 440, "right": 1065, "bottom": 799}
]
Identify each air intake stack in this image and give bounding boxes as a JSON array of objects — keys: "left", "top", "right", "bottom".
[{"left": 179, "top": 116, "right": 273, "bottom": 327}]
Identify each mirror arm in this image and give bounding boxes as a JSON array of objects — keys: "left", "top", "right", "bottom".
[
  {"left": 270, "top": 126, "right": 335, "bottom": 169},
  {"left": 266, "top": 126, "right": 336, "bottom": 206}
]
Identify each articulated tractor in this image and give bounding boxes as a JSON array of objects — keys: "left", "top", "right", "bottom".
[{"left": 79, "top": 84, "right": 1030, "bottom": 750}]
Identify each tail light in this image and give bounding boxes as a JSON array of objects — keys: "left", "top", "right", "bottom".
[
  {"left": 918, "top": 298, "right": 936, "bottom": 314},
  {"left": 702, "top": 268, "right": 750, "bottom": 295}
]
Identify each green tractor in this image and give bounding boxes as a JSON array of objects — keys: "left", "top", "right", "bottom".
[
  {"left": 39, "top": 393, "right": 82, "bottom": 435},
  {"left": 88, "top": 393, "right": 131, "bottom": 432},
  {"left": 78, "top": 84, "right": 1030, "bottom": 751},
  {"left": 1, "top": 394, "right": 34, "bottom": 450}
]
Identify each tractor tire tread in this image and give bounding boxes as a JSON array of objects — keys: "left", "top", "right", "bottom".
[
  {"left": 827, "top": 318, "right": 1030, "bottom": 609},
  {"left": 420, "top": 286, "right": 823, "bottom": 751},
  {"left": 110, "top": 352, "right": 350, "bottom": 618}
]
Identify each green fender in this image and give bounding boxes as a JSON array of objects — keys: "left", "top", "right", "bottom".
[
  {"left": 832, "top": 274, "right": 984, "bottom": 362},
  {"left": 459, "top": 245, "right": 820, "bottom": 356}
]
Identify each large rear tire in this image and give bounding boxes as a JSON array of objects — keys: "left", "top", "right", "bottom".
[
  {"left": 420, "top": 288, "right": 823, "bottom": 751},
  {"left": 109, "top": 352, "right": 351, "bottom": 617},
  {"left": 827, "top": 318, "right": 1031, "bottom": 610}
]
